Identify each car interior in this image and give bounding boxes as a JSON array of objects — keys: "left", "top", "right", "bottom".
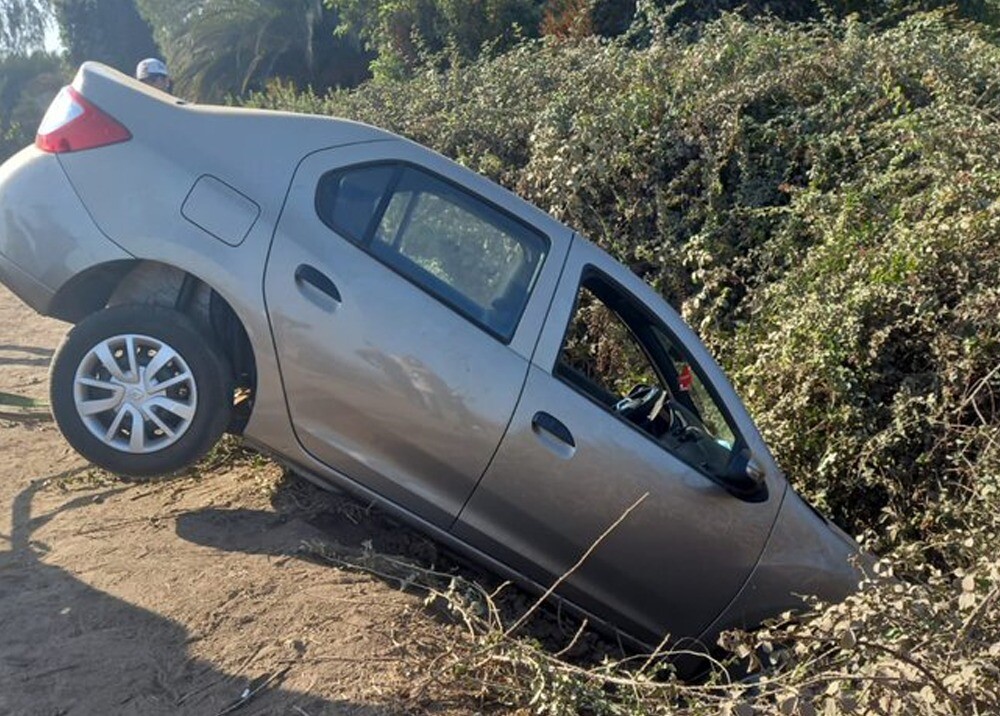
[{"left": 555, "top": 271, "right": 737, "bottom": 480}]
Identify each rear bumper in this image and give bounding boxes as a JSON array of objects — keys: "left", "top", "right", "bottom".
[
  {"left": 0, "top": 145, "right": 132, "bottom": 315},
  {"left": 0, "top": 250, "right": 55, "bottom": 312}
]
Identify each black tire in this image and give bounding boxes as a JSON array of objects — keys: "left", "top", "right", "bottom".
[{"left": 49, "top": 304, "right": 233, "bottom": 478}]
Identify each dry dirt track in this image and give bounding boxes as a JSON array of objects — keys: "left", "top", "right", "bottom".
[{"left": 0, "top": 285, "right": 474, "bottom": 716}]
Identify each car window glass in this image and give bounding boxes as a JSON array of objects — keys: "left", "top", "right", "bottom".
[
  {"left": 377, "top": 189, "right": 410, "bottom": 246},
  {"left": 651, "top": 325, "right": 737, "bottom": 451},
  {"left": 370, "top": 168, "right": 547, "bottom": 340},
  {"left": 556, "top": 273, "right": 739, "bottom": 478},
  {"left": 558, "top": 285, "right": 662, "bottom": 401},
  {"left": 316, "top": 164, "right": 395, "bottom": 243}
]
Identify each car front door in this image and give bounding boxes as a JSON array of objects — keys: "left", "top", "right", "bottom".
[
  {"left": 452, "top": 239, "right": 786, "bottom": 644},
  {"left": 264, "top": 141, "right": 571, "bottom": 528}
]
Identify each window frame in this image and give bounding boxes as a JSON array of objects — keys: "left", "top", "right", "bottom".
[
  {"left": 314, "top": 160, "right": 551, "bottom": 344},
  {"left": 552, "top": 265, "right": 748, "bottom": 482}
]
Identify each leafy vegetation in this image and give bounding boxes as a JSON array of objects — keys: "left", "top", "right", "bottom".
[
  {"left": 52, "top": 0, "right": 157, "bottom": 74},
  {"left": 632, "top": 0, "right": 1000, "bottom": 28},
  {"left": 136, "top": 0, "right": 371, "bottom": 100},
  {"left": 0, "top": 50, "right": 65, "bottom": 160},
  {"left": 3, "top": 0, "right": 999, "bottom": 111},
  {"left": 0, "top": 0, "right": 48, "bottom": 54},
  {"left": 324, "top": 0, "right": 541, "bottom": 79},
  {"left": 248, "top": 11, "right": 1000, "bottom": 713},
  {"left": 248, "top": 8, "right": 1000, "bottom": 553}
]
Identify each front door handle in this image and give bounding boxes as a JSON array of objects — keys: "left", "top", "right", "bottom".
[
  {"left": 294, "top": 264, "right": 342, "bottom": 303},
  {"left": 531, "top": 411, "right": 575, "bottom": 448}
]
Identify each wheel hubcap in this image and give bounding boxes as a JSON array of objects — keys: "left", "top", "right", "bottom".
[{"left": 73, "top": 333, "right": 198, "bottom": 454}]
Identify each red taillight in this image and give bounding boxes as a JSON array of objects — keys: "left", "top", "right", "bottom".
[{"left": 36, "top": 87, "right": 131, "bottom": 154}]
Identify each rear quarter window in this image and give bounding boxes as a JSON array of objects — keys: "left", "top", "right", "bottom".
[{"left": 315, "top": 164, "right": 395, "bottom": 243}]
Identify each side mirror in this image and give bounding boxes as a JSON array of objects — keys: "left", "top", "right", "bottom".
[{"left": 721, "top": 449, "right": 768, "bottom": 502}]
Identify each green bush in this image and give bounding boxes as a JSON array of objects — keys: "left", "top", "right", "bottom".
[
  {"left": 0, "top": 53, "right": 67, "bottom": 163},
  {"left": 250, "top": 12, "right": 998, "bottom": 545},
  {"left": 247, "top": 12, "right": 1000, "bottom": 712}
]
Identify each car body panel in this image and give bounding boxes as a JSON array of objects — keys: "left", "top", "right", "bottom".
[
  {"left": 58, "top": 63, "right": 394, "bottom": 281},
  {"left": 0, "top": 145, "right": 133, "bottom": 312},
  {"left": 702, "top": 487, "right": 866, "bottom": 639},
  {"left": 263, "top": 141, "right": 573, "bottom": 528},
  {"left": 49, "top": 65, "right": 399, "bottom": 465},
  {"left": 453, "top": 239, "right": 785, "bottom": 642},
  {"left": 181, "top": 174, "right": 261, "bottom": 247}
]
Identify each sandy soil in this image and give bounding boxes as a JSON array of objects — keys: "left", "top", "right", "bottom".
[{"left": 0, "top": 285, "right": 476, "bottom": 716}]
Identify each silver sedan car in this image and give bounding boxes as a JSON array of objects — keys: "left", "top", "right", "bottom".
[{"left": 0, "top": 63, "right": 863, "bottom": 650}]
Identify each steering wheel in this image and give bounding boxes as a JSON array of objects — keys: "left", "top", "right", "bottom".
[
  {"left": 614, "top": 384, "right": 665, "bottom": 425},
  {"left": 662, "top": 399, "right": 710, "bottom": 442}
]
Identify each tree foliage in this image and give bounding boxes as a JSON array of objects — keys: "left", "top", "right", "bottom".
[
  {"left": 320, "top": 0, "right": 1000, "bottom": 79},
  {"left": 0, "top": 0, "right": 48, "bottom": 54},
  {"left": 324, "top": 0, "right": 541, "bottom": 79},
  {"left": 136, "top": 0, "right": 369, "bottom": 100},
  {"left": 644, "top": 0, "right": 1000, "bottom": 27},
  {"left": 52, "top": 0, "right": 158, "bottom": 74},
  {"left": 255, "top": 10, "right": 1000, "bottom": 554},
  {"left": 1, "top": 1, "right": 998, "bottom": 709},
  {"left": 542, "top": 0, "right": 596, "bottom": 38},
  {"left": 249, "top": 12, "right": 1000, "bottom": 711},
  {"left": 0, "top": 51, "right": 64, "bottom": 160}
]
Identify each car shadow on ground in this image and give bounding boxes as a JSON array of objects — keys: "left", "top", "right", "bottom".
[
  {"left": 175, "top": 470, "right": 627, "bottom": 666},
  {"left": 0, "top": 473, "right": 399, "bottom": 716}
]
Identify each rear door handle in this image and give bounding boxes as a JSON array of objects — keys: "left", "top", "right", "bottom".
[
  {"left": 294, "top": 264, "right": 342, "bottom": 303},
  {"left": 531, "top": 411, "right": 575, "bottom": 448}
]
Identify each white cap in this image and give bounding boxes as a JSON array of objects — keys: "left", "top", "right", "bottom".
[{"left": 136, "top": 57, "right": 169, "bottom": 81}]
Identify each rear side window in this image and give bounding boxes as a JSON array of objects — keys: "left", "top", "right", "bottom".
[{"left": 315, "top": 163, "right": 548, "bottom": 342}]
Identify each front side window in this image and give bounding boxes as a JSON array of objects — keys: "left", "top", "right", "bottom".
[
  {"left": 651, "top": 326, "right": 736, "bottom": 451},
  {"left": 315, "top": 163, "right": 547, "bottom": 341},
  {"left": 556, "top": 271, "right": 741, "bottom": 479},
  {"left": 558, "top": 284, "right": 662, "bottom": 402}
]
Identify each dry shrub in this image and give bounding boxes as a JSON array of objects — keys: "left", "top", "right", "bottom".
[
  {"left": 249, "top": 9, "right": 1000, "bottom": 714},
  {"left": 541, "top": 0, "right": 595, "bottom": 39}
]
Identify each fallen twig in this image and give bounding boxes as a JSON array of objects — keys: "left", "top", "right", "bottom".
[
  {"left": 213, "top": 666, "right": 290, "bottom": 716},
  {"left": 504, "top": 492, "right": 649, "bottom": 638}
]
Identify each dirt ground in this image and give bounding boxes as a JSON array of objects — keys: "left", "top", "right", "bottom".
[{"left": 0, "top": 285, "right": 481, "bottom": 716}]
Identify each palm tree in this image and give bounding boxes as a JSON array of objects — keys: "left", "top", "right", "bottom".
[{"left": 138, "top": 0, "right": 369, "bottom": 101}]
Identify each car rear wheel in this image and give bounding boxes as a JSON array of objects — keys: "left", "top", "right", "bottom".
[{"left": 50, "top": 305, "right": 232, "bottom": 478}]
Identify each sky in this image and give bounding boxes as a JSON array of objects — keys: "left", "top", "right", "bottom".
[{"left": 43, "top": 17, "right": 63, "bottom": 53}]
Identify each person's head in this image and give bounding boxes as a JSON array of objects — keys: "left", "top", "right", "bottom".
[{"left": 136, "top": 58, "right": 172, "bottom": 93}]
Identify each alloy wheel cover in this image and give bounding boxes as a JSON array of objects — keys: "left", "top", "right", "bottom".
[{"left": 72, "top": 333, "right": 198, "bottom": 454}]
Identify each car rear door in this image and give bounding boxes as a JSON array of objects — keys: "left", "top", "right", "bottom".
[
  {"left": 264, "top": 140, "right": 572, "bottom": 529},
  {"left": 452, "top": 239, "right": 785, "bottom": 643}
]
